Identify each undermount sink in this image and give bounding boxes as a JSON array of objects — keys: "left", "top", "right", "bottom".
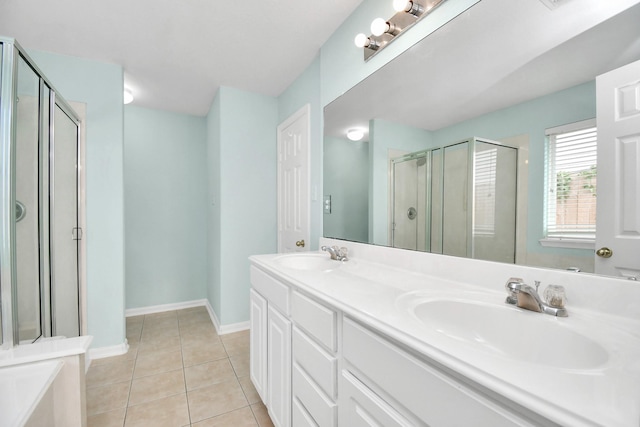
[
  {"left": 408, "top": 299, "right": 608, "bottom": 369},
  {"left": 274, "top": 253, "right": 341, "bottom": 271}
]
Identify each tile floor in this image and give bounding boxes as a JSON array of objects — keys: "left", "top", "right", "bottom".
[{"left": 86, "top": 306, "right": 274, "bottom": 427}]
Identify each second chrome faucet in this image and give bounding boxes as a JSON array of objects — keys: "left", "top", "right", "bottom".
[{"left": 505, "top": 278, "right": 568, "bottom": 317}]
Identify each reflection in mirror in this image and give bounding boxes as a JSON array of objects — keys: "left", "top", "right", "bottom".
[{"left": 323, "top": 0, "right": 640, "bottom": 275}]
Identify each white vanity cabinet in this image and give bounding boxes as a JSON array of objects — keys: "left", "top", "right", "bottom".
[
  {"left": 250, "top": 266, "right": 292, "bottom": 427},
  {"left": 341, "top": 317, "right": 550, "bottom": 427},
  {"left": 291, "top": 290, "right": 339, "bottom": 427}
]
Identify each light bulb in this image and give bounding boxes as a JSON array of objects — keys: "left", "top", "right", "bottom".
[
  {"left": 354, "top": 33, "right": 369, "bottom": 48},
  {"left": 393, "top": 0, "right": 410, "bottom": 12},
  {"left": 347, "top": 129, "right": 365, "bottom": 141},
  {"left": 371, "top": 18, "right": 388, "bottom": 36},
  {"left": 123, "top": 89, "right": 134, "bottom": 104}
]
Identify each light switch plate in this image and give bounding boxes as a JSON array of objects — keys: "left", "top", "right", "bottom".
[{"left": 323, "top": 195, "right": 331, "bottom": 214}]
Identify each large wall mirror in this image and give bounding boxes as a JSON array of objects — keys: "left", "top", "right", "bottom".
[{"left": 323, "top": 0, "right": 640, "bottom": 276}]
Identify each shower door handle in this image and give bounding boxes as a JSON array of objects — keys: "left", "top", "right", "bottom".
[{"left": 72, "top": 227, "right": 83, "bottom": 240}]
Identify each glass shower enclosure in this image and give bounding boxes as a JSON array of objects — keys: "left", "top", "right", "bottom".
[
  {"left": 391, "top": 137, "right": 518, "bottom": 263},
  {"left": 0, "top": 37, "right": 82, "bottom": 348}
]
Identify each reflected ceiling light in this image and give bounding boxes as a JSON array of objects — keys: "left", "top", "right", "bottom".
[
  {"left": 393, "top": 0, "right": 424, "bottom": 16},
  {"left": 354, "top": 33, "right": 379, "bottom": 50},
  {"left": 124, "top": 89, "right": 134, "bottom": 104},
  {"left": 371, "top": 18, "right": 400, "bottom": 36},
  {"left": 347, "top": 129, "right": 365, "bottom": 141}
]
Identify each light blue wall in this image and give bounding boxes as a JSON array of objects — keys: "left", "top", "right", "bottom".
[
  {"left": 323, "top": 137, "right": 369, "bottom": 242},
  {"left": 369, "top": 119, "right": 433, "bottom": 245},
  {"left": 206, "top": 93, "right": 222, "bottom": 319},
  {"left": 124, "top": 106, "right": 207, "bottom": 309},
  {"left": 207, "top": 87, "right": 278, "bottom": 325},
  {"left": 27, "top": 50, "right": 125, "bottom": 349},
  {"left": 431, "top": 81, "right": 597, "bottom": 258},
  {"left": 278, "top": 57, "right": 323, "bottom": 249},
  {"left": 320, "top": 0, "right": 480, "bottom": 106}
]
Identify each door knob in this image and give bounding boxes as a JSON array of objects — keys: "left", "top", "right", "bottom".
[
  {"left": 296, "top": 240, "right": 305, "bottom": 248},
  {"left": 596, "top": 247, "right": 613, "bottom": 258}
]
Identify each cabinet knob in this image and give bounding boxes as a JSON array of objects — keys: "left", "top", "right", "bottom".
[
  {"left": 296, "top": 240, "right": 305, "bottom": 248},
  {"left": 596, "top": 247, "right": 613, "bottom": 258}
]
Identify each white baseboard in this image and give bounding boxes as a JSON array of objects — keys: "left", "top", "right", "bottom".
[
  {"left": 87, "top": 340, "right": 130, "bottom": 371},
  {"left": 126, "top": 299, "right": 248, "bottom": 336},
  {"left": 125, "top": 299, "right": 209, "bottom": 317},
  {"left": 203, "top": 301, "right": 249, "bottom": 335}
]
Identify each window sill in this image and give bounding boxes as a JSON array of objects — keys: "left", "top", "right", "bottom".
[{"left": 539, "top": 238, "right": 595, "bottom": 250}]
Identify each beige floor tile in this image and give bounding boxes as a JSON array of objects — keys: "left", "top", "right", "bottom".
[
  {"left": 184, "top": 359, "right": 236, "bottom": 391},
  {"left": 238, "top": 376, "right": 261, "bottom": 405},
  {"left": 126, "top": 315, "right": 144, "bottom": 327},
  {"left": 176, "top": 305, "right": 208, "bottom": 316},
  {"left": 142, "top": 315, "right": 179, "bottom": 331},
  {"left": 181, "top": 330, "right": 221, "bottom": 348},
  {"left": 191, "top": 406, "right": 258, "bottom": 427},
  {"left": 180, "top": 320, "right": 217, "bottom": 337},
  {"left": 251, "top": 403, "right": 275, "bottom": 427},
  {"left": 87, "top": 407, "right": 126, "bottom": 427},
  {"left": 140, "top": 323, "right": 180, "bottom": 341},
  {"left": 182, "top": 341, "right": 228, "bottom": 367},
  {"left": 129, "top": 368, "right": 186, "bottom": 406},
  {"left": 87, "top": 359, "right": 135, "bottom": 388},
  {"left": 126, "top": 324, "right": 142, "bottom": 341},
  {"left": 220, "top": 331, "right": 249, "bottom": 357},
  {"left": 178, "top": 311, "right": 212, "bottom": 326},
  {"left": 86, "top": 381, "right": 130, "bottom": 416},
  {"left": 137, "top": 334, "right": 182, "bottom": 356},
  {"left": 134, "top": 350, "right": 183, "bottom": 378},
  {"left": 187, "top": 378, "right": 248, "bottom": 423},
  {"left": 124, "top": 393, "right": 190, "bottom": 427},
  {"left": 144, "top": 310, "right": 177, "bottom": 321},
  {"left": 230, "top": 353, "right": 250, "bottom": 377}
]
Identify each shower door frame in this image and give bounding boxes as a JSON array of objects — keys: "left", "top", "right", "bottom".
[{"left": 0, "top": 37, "right": 85, "bottom": 348}]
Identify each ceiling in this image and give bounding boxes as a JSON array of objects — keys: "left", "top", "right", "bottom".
[
  {"left": 324, "top": 0, "right": 640, "bottom": 139},
  {"left": 0, "top": 0, "right": 363, "bottom": 116}
]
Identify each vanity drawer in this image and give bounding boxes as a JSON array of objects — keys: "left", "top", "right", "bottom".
[
  {"left": 293, "top": 397, "right": 318, "bottom": 427},
  {"left": 250, "top": 266, "right": 290, "bottom": 315},
  {"left": 339, "top": 371, "right": 413, "bottom": 427},
  {"left": 293, "top": 364, "right": 337, "bottom": 427},
  {"left": 293, "top": 327, "right": 337, "bottom": 399},
  {"left": 343, "top": 317, "right": 533, "bottom": 427},
  {"left": 292, "top": 291, "right": 337, "bottom": 352}
]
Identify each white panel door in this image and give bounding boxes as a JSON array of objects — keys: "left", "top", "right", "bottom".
[
  {"left": 277, "top": 105, "right": 310, "bottom": 253},
  {"left": 595, "top": 59, "right": 640, "bottom": 279}
]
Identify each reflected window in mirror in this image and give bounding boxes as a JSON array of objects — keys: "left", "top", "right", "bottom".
[{"left": 542, "top": 119, "right": 598, "bottom": 249}]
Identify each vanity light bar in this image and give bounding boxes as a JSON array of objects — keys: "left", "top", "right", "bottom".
[{"left": 355, "top": 0, "right": 447, "bottom": 61}]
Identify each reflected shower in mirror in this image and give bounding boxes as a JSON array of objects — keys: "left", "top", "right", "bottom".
[{"left": 323, "top": 0, "right": 640, "bottom": 275}]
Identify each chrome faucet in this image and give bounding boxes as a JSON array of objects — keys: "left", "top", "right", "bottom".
[
  {"left": 505, "top": 277, "right": 568, "bottom": 317},
  {"left": 321, "top": 245, "right": 348, "bottom": 261}
]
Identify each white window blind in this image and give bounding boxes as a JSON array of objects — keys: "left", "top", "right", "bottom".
[
  {"left": 545, "top": 119, "right": 597, "bottom": 240},
  {"left": 474, "top": 148, "right": 497, "bottom": 235}
]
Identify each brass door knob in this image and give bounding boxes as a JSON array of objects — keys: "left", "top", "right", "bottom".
[
  {"left": 296, "top": 240, "right": 305, "bottom": 248},
  {"left": 596, "top": 247, "right": 613, "bottom": 258}
]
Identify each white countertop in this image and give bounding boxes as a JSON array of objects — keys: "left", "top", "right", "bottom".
[
  {"left": 250, "top": 248, "right": 640, "bottom": 427},
  {"left": 0, "top": 336, "right": 92, "bottom": 368},
  {"left": 0, "top": 360, "right": 63, "bottom": 427}
]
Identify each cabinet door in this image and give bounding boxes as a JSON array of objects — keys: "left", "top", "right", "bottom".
[
  {"left": 249, "top": 289, "right": 268, "bottom": 403},
  {"left": 268, "top": 305, "right": 292, "bottom": 427}
]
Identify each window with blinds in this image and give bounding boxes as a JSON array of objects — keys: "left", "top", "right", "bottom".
[{"left": 545, "top": 119, "right": 597, "bottom": 241}]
